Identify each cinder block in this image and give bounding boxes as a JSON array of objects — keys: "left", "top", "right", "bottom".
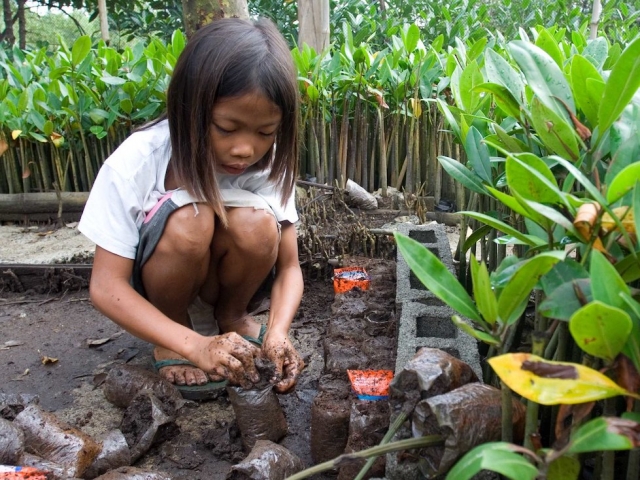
[{"left": 395, "top": 224, "right": 455, "bottom": 306}]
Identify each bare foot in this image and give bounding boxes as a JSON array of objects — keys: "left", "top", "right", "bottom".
[{"left": 154, "top": 346, "right": 210, "bottom": 386}]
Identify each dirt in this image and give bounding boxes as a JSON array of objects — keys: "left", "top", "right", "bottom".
[{"left": 0, "top": 194, "right": 461, "bottom": 479}]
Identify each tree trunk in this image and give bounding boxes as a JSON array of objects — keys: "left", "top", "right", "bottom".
[
  {"left": 298, "top": 0, "right": 329, "bottom": 52},
  {"left": 589, "top": 0, "right": 602, "bottom": 40},
  {"left": 98, "top": 0, "right": 110, "bottom": 43},
  {"left": 2, "top": 0, "right": 15, "bottom": 45},
  {"left": 17, "top": 0, "right": 25, "bottom": 48},
  {"left": 182, "top": 0, "right": 248, "bottom": 39}
]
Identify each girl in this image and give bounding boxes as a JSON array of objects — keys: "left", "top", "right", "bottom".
[{"left": 79, "top": 18, "right": 304, "bottom": 399}]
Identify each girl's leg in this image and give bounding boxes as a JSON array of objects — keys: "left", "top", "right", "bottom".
[
  {"left": 142, "top": 203, "right": 215, "bottom": 385},
  {"left": 201, "top": 207, "right": 279, "bottom": 336}
]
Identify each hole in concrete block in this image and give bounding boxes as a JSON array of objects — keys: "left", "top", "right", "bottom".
[
  {"left": 409, "top": 272, "right": 427, "bottom": 290},
  {"left": 416, "top": 297, "right": 446, "bottom": 307},
  {"left": 416, "top": 315, "right": 457, "bottom": 338},
  {"left": 409, "top": 230, "right": 437, "bottom": 243}
]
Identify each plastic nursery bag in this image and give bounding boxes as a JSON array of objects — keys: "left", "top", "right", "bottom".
[
  {"left": 93, "top": 466, "right": 172, "bottom": 479},
  {"left": 13, "top": 405, "right": 100, "bottom": 479},
  {"left": 0, "top": 418, "right": 24, "bottom": 465},
  {"left": 227, "top": 440, "right": 303, "bottom": 480},
  {"left": 83, "top": 430, "right": 132, "bottom": 479}
]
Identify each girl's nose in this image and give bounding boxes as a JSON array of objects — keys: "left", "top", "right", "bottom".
[{"left": 230, "top": 139, "right": 254, "bottom": 158}]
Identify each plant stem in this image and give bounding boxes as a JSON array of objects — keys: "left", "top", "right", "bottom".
[
  {"left": 354, "top": 411, "right": 408, "bottom": 480},
  {"left": 627, "top": 400, "right": 640, "bottom": 480},
  {"left": 285, "top": 435, "right": 444, "bottom": 480},
  {"left": 501, "top": 380, "right": 514, "bottom": 443},
  {"left": 524, "top": 332, "right": 546, "bottom": 450}
]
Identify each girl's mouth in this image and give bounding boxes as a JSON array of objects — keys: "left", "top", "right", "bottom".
[{"left": 220, "top": 165, "right": 247, "bottom": 175}]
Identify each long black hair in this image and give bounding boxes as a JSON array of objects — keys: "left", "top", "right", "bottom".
[{"left": 163, "top": 18, "right": 299, "bottom": 222}]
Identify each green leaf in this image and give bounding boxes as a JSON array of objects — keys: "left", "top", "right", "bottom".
[
  {"left": 131, "top": 102, "right": 160, "bottom": 121},
  {"left": 462, "top": 211, "right": 546, "bottom": 247},
  {"left": 620, "top": 293, "right": 640, "bottom": 372},
  {"left": 470, "top": 256, "right": 498, "bottom": 325},
  {"left": 568, "top": 417, "right": 640, "bottom": 453},
  {"left": 71, "top": 35, "right": 91, "bottom": 68},
  {"left": 460, "top": 61, "right": 484, "bottom": 112},
  {"left": 547, "top": 455, "right": 580, "bottom": 480},
  {"left": 570, "top": 55, "right": 603, "bottom": 127},
  {"left": 508, "top": 40, "right": 575, "bottom": 121},
  {"left": 599, "top": 35, "right": 640, "bottom": 135},
  {"left": 474, "top": 83, "right": 521, "bottom": 118},
  {"left": 539, "top": 278, "right": 592, "bottom": 321},
  {"left": 485, "top": 48, "right": 525, "bottom": 107},
  {"left": 569, "top": 301, "right": 632, "bottom": 361},
  {"left": 530, "top": 96, "right": 579, "bottom": 160},
  {"left": 487, "top": 186, "right": 537, "bottom": 221},
  {"left": 465, "top": 127, "right": 493, "bottom": 185},
  {"left": 452, "top": 315, "right": 499, "bottom": 345},
  {"left": 535, "top": 28, "right": 564, "bottom": 69},
  {"left": 590, "top": 250, "right": 630, "bottom": 310},
  {"left": 436, "top": 98, "right": 461, "bottom": 140},
  {"left": 506, "top": 153, "right": 562, "bottom": 204},
  {"left": 395, "top": 233, "right": 482, "bottom": 323},
  {"left": 549, "top": 156, "right": 608, "bottom": 205},
  {"left": 605, "top": 136, "right": 640, "bottom": 186},
  {"left": 438, "top": 156, "right": 488, "bottom": 195},
  {"left": 582, "top": 37, "right": 608, "bottom": 70},
  {"left": 498, "top": 251, "right": 565, "bottom": 324},
  {"left": 494, "top": 124, "right": 529, "bottom": 153},
  {"left": 541, "top": 259, "right": 590, "bottom": 294},
  {"left": 446, "top": 443, "right": 538, "bottom": 480},
  {"left": 101, "top": 74, "right": 126, "bottom": 86},
  {"left": 607, "top": 165, "right": 640, "bottom": 203}
]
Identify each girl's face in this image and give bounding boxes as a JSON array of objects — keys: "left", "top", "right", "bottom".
[{"left": 210, "top": 90, "right": 282, "bottom": 175}]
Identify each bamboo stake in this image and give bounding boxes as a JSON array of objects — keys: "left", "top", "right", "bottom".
[{"left": 377, "top": 107, "right": 388, "bottom": 196}]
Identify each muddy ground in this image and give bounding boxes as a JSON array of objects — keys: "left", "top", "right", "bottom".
[{"left": 2, "top": 258, "right": 396, "bottom": 479}]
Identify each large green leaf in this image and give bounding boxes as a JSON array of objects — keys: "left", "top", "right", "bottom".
[
  {"left": 395, "top": 233, "right": 482, "bottom": 323},
  {"left": 535, "top": 28, "right": 564, "bottom": 69},
  {"left": 485, "top": 48, "right": 525, "bottom": 107},
  {"left": 71, "top": 35, "right": 91, "bottom": 68},
  {"left": 541, "top": 259, "right": 590, "bottom": 294},
  {"left": 474, "top": 83, "right": 521, "bottom": 119},
  {"left": 498, "top": 251, "right": 565, "bottom": 324},
  {"left": 487, "top": 186, "right": 544, "bottom": 226},
  {"left": 465, "top": 127, "right": 493, "bottom": 185},
  {"left": 547, "top": 456, "right": 580, "bottom": 480},
  {"left": 605, "top": 136, "right": 640, "bottom": 186},
  {"left": 530, "top": 96, "right": 580, "bottom": 160},
  {"left": 508, "top": 40, "right": 575, "bottom": 121},
  {"left": 445, "top": 443, "right": 538, "bottom": 480},
  {"left": 438, "top": 156, "right": 488, "bottom": 195},
  {"left": 582, "top": 37, "right": 608, "bottom": 70},
  {"left": 539, "top": 278, "right": 592, "bottom": 321},
  {"left": 506, "top": 153, "right": 562, "bottom": 204},
  {"left": 461, "top": 211, "right": 546, "bottom": 247},
  {"left": 452, "top": 316, "right": 499, "bottom": 345},
  {"left": 599, "top": 35, "right": 640, "bottom": 135},
  {"left": 570, "top": 55, "right": 603, "bottom": 127},
  {"left": 590, "top": 250, "right": 630, "bottom": 310},
  {"left": 569, "top": 301, "right": 632, "bottom": 361},
  {"left": 620, "top": 293, "right": 640, "bottom": 372},
  {"left": 568, "top": 417, "right": 640, "bottom": 453},
  {"left": 460, "top": 60, "right": 484, "bottom": 112},
  {"left": 470, "top": 256, "right": 498, "bottom": 325},
  {"left": 606, "top": 165, "right": 640, "bottom": 203}
]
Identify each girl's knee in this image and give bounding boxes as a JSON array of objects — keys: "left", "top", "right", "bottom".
[
  {"left": 226, "top": 208, "right": 279, "bottom": 258},
  {"left": 159, "top": 204, "right": 215, "bottom": 258}
]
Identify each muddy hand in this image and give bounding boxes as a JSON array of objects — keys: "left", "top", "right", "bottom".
[
  {"left": 197, "top": 332, "right": 261, "bottom": 389},
  {"left": 262, "top": 331, "right": 304, "bottom": 393}
]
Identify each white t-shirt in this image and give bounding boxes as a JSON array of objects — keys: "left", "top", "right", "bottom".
[{"left": 78, "top": 120, "right": 298, "bottom": 260}]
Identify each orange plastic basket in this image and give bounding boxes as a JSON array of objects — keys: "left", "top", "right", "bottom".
[{"left": 333, "top": 267, "right": 370, "bottom": 294}]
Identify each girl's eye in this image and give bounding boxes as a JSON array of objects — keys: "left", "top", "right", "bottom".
[
  {"left": 260, "top": 131, "right": 276, "bottom": 137},
  {"left": 214, "top": 125, "right": 233, "bottom": 134}
]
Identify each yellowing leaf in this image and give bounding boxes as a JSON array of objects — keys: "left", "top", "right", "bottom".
[
  {"left": 489, "top": 353, "right": 630, "bottom": 405},
  {"left": 11, "top": 130, "right": 22, "bottom": 140},
  {"left": 601, "top": 207, "right": 636, "bottom": 236}
]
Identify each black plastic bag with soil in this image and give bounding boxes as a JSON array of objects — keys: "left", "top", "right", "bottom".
[
  {"left": 0, "top": 392, "right": 39, "bottom": 420},
  {"left": 0, "top": 417, "right": 24, "bottom": 465},
  {"left": 13, "top": 404, "right": 101, "bottom": 478},
  {"left": 338, "top": 399, "right": 390, "bottom": 480},
  {"left": 310, "top": 389, "right": 351, "bottom": 464},
  {"left": 93, "top": 466, "right": 172, "bottom": 479},
  {"left": 120, "top": 391, "right": 179, "bottom": 463},
  {"left": 323, "top": 337, "right": 368, "bottom": 373},
  {"left": 103, "top": 364, "right": 185, "bottom": 413},
  {"left": 201, "top": 420, "right": 244, "bottom": 463},
  {"left": 227, "top": 440, "right": 304, "bottom": 480},
  {"left": 227, "top": 358, "right": 288, "bottom": 451},
  {"left": 84, "top": 430, "right": 132, "bottom": 479},
  {"left": 412, "top": 383, "right": 526, "bottom": 478}
]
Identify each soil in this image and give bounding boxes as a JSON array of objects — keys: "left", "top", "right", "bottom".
[{"left": 0, "top": 188, "right": 464, "bottom": 479}]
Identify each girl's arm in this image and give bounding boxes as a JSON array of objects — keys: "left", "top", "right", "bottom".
[
  {"left": 90, "top": 246, "right": 260, "bottom": 387},
  {"left": 262, "top": 222, "right": 305, "bottom": 392}
]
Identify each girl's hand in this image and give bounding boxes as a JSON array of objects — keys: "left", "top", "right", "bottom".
[
  {"left": 194, "top": 332, "right": 261, "bottom": 389},
  {"left": 262, "top": 330, "right": 305, "bottom": 393}
]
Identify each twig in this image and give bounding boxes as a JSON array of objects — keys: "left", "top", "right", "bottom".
[
  {"left": 285, "top": 435, "right": 444, "bottom": 480},
  {"left": 296, "top": 179, "right": 337, "bottom": 190}
]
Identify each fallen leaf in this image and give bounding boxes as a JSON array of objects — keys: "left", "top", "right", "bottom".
[
  {"left": 12, "top": 368, "right": 29, "bottom": 381},
  {"left": 87, "top": 330, "right": 124, "bottom": 347},
  {"left": 41, "top": 356, "right": 58, "bottom": 365},
  {"left": 1, "top": 340, "right": 24, "bottom": 350},
  {"left": 93, "top": 372, "right": 108, "bottom": 388}
]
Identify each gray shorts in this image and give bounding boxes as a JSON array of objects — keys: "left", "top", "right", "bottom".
[{"left": 132, "top": 188, "right": 278, "bottom": 298}]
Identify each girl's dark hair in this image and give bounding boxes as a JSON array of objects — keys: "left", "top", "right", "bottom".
[{"left": 165, "top": 18, "right": 299, "bottom": 222}]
